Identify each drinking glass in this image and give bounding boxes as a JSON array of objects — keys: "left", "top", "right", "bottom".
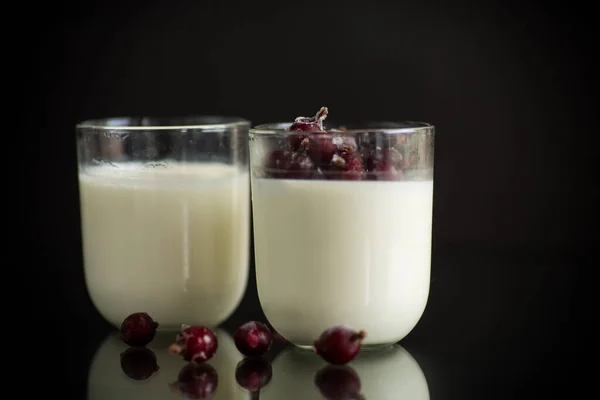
[
  {"left": 249, "top": 121, "right": 435, "bottom": 348},
  {"left": 76, "top": 116, "right": 250, "bottom": 330}
]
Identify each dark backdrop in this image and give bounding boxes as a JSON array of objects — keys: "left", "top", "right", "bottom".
[{"left": 28, "top": 0, "right": 596, "bottom": 397}]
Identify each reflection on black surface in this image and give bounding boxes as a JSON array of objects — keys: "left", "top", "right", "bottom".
[
  {"left": 260, "top": 344, "right": 429, "bottom": 399},
  {"left": 87, "top": 329, "right": 245, "bottom": 399},
  {"left": 119, "top": 347, "right": 159, "bottom": 380},
  {"left": 314, "top": 365, "right": 364, "bottom": 399},
  {"left": 234, "top": 357, "right": 273, "bottom": 393},
  {"left": 88, "top": 326, "right": 429, "bottom": 399},
  {"left": 169, "top": 363, "right": 219, "bottom": 399}
]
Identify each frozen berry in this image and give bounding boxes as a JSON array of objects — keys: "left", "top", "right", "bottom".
[
  {"left": 366, "top": 148, "right": 404, "bottom": 181},
  {"left": 308, "top": 133, "right": 336, "bottom": 167},
  {"left": 169, "top": 325, "right": 218, "bottom": 363},
  {"left": 120, "top": 312, "right": 158, "bottom": 347},
  {"left": 333, "top": 135, "right": 358, "bottom": 153},
  {"left": 235, "top": 357, "right": 273, "bottom": 392},
  {"left": 313, "top": 325, "right": 366, "bottom": 365},
  {"left": 314, "top": 365, "right": 364, "bottom": 400},
  {"left": 120, "top": 347, "right": 159, "bottom": 380},
  {"left": 170, "top": 363, "right": 218, "bottom": 399},
  {"left": 264, "top": 149, "right": 292, "bottom": 178},
  {"left": 288, "top": 134, "right": 308, "bottom": 151},
  {"left": 234, "top": 321, "right": 273, "bottom": 357},
  {"left": 325, "top": 152, "right": 365, "bottom": 181},
  {"left": 288, "top": 106, "right": 328, "bottom": 132},
  {"left": 284, "top": 151, "right": 316, "bottom": 179}
]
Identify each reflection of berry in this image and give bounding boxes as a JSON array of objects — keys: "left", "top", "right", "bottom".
[
  {"left": 314, "top": 365, "right": 364, "bottom": 399},
  {"left": 234, "top": 321, "right": 273, "bottom": 357},
  {"left": 169, "top": 326, "right": 218, "bottom": 363},
  {"left": 120, "top": 347, "right": 159, "bottom": 380},
  {"left": 120, "top": 312, "right": 158, "bottom": 347},
  {"left": 313, "top": 325, "right": 366, "bottom": 365},
  {"left": 170, "top": 363, "right": 218, "bottom": 399},
  {"left": 235, "top": 357, "right": 273, "bottom": 392}
]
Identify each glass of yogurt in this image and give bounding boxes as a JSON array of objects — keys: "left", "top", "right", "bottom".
[
  {"left": 76, "top": 116, "right": 251, "bottom": 330},
  {"left": 249, "top": 107, "right": 435, "bottom": 349}
]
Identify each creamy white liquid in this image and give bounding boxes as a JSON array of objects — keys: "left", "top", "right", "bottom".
[
  {"left": 79, "top": 163, "right": 249, "bottom": 329},
  {"left": 251, "top": 178, "right": 433, "bottom": 345},
  {"left": 87, "top": 329, "right": 246, "bottom": 400},
  {"left": 261, "top": 345, "right": 429, "bottom": 399}
]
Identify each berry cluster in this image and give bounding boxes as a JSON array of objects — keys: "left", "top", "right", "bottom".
[
  {"left": 263, "top": 107, "right": 406, "bottom": 181},
  {"left": 117, "top": 310, "right": 367, "bottom": 396}
]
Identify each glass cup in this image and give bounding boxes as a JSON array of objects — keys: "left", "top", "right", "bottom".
[
  {"left": 76, "top": 116, "right": 251, "bottom": 330},
  {"left": 249, "top": 121, "right": 435, "bottom": 349}
]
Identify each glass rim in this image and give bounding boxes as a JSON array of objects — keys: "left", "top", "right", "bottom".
[
  {"left": 249, "top": 121, "right": 434, "bottom": 135},
  {"left": 76, "top": 116, "right": 251, "bottom": 131}
]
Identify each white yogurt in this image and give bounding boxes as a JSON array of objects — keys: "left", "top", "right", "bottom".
[
  {"left": 251, "top": 178, "right": 433, "bottom": 346},
  {"left": 79, "top": 163, "right": 250, "bottom": 329}
]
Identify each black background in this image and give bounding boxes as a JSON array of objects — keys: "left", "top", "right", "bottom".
[{"left": 28, "top": 0, "right": 597, "bottom": 398}]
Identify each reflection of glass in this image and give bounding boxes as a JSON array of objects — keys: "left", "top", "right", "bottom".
[
  {"left": 76, "top": 117, "right": 251, "bottom": 330},
  {"left": 87, "top": 329, "right": 246, "bottom": 400},
  {"left": 260, "top": 344, "right": 429, "bottom": 399},
  {"left": 249, "top": 122, "right": 435, "bottom": 348}
]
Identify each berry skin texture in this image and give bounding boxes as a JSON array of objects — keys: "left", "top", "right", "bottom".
[
  {"left": 120, "top": 312, "right": 159, "bottom": 347},
  {"left": 308, "top": 134, "right": 337, "bottom": 167},
  {"left": 264, "top": 149, "right": 292, "bottom": 178},
  {"left": 235, "top": 357, "right": 273, "bottom": 392},
  {"left": 120, "top": 347, "right": 159, "bottom": 381},
  {"left": 366, "top": 148, "right": 405, "bottom": 181},
  {"left": 284, "top": 151, "right": 317, "bottom": 179},
  {"left": 325, "top": 152, "right": 365, "bottom": 181},
  {"left": 313, "top": 325, "right": 367, "bottom": 365},
  {"left": 314, "top": 365, "right": 365, "bottom": 400},
  {"left": 288, "top": 106, "right": 329, "bottom": 132},
  {"left": 170, "top": 363, "right": 219, "bottom": 399},
  {"left": 287, "top": 107, "right": 329, "bottom": 152},
  {"left": 233, "top": 321, "right": 273, "bottom": 357},
  {"left": 169, "top": 325, "right": 218, "bottom": 363}
]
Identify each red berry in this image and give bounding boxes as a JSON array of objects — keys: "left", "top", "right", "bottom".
[
  {"left": 325, "top": 151, "right": 365, "bottom": 181},
  {"left": 288, "top": 106, "right": 328, "bottom": 132},
  {"left": 284, "top": 151, "right": 316, "bottom": 179},
  {"left": 233, "top": 321, "right": 273, "bottom": 357},
  {"left": 289, "top": 134, "right": 309, "bottom": 150},
  {"left": 334, "top": 135, "right": 358, "bottom": 153},
  {"left": 314, "top": 365, "right": 364, "bottom": 400},
  {"left": 120, "top": 347, "right": 159, "bottom": 381},
  {"left": 366, "top": 148, "right": 404, "bottom": 181},
  {"left": 313, "top": 325, "right": 366, "bottom": 365},
  {"left": 169, "top": 325, "right": 218, "bottom": 363},
  {"left": 235, "top": 357, "right": 273, "bottom": 392},
  {"left": 307, "top": 133, "right": 336, "bottom": 167},
  {"left": 170, "top": 363, "right": 218, "bottom": 399},
  {"left": 120, "top": 312, "right": 159, "bottom": 347},
  {"left": 264, "top": 149, "right": 292, "bottom": 178}
]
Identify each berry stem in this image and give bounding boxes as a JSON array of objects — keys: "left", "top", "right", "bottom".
[
  {"left": 168, "top": 343, "right": 184, "bottom": 355},
  {"left": 315, "top": 106, "right": 329, "bottom": 123},
  {"left": 250, "top": 391, "right": 260, "bottom": 400},
  {"left": 350, "top": 330, "right": 367, "bottom": 343}
]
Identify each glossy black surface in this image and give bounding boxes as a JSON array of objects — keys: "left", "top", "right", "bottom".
[
  {"left": 28, "top": 0, "right": 595, "bottom": 398},
  {"left": 44, "top": 246, "right": 589, "bottom": 399}
]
